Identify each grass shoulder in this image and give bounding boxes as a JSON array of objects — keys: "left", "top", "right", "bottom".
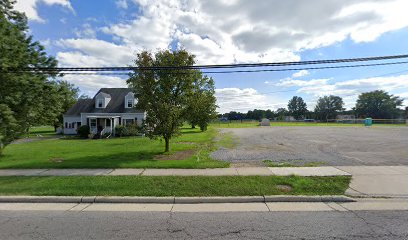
[
  {"left": 263, "top": 160, "right": 326, "bottom": 167},
  {"left": 0, "top": 175, "right": 351, "bottom": 196}
]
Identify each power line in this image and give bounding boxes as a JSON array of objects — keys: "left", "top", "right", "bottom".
[
  {"left": 8, "top": 59, "right": 408, "bottom": 76},
  {"left": 3, "top": 53, "right": 408, "bottom": 73},
  {"left": 200, "top": 60, "right": 408, "bottom": 74},
  {"left": 61, "top": 60, "right": 408, "bottom": 75}
]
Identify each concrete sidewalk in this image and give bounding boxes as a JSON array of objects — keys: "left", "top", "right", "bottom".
[
  {"left": 2, "top": 166, "right": 408, "bottom": 198},
  {"left": 0, "top": 167, "right": 352, "bottom": 177},
  {"left": 336, "top": 166, "right": 408, "bottom": 197},
  {"left": 0, "top": 198, "right": 407, "bottom": 212}
]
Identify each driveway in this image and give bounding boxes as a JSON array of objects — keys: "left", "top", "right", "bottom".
[{"left": 211, "top": 126, "right": 408, "bottom": 166}]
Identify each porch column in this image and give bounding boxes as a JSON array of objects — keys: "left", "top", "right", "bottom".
[{"left": 112, "top": 117, "right": 115, "bottom": 137}]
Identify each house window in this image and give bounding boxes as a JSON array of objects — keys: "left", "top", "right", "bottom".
[
  {"left": 77, "top": 122, "right": 81, "bottom": 128},
  {"left": 106, "top": 119, "right": 111, "bottom": 127},
  {"left": 65, "top": 122, "right": 68, "bottom": 128},
  {"left": 97, "top": 99, "right": 103, "bottom": 108},
  {"left": 90, "top": 119, "right": 96, "bottom": 127},
  {"left": 127, "top": 99, "right": 133, "bottom": 108},
  {"left": 124, "top": 119, "right": 134, "bottom": 126}
]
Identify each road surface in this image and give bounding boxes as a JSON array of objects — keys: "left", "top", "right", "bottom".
[{"left": 1, "top": 208, "right": 407, "bottom": 239}]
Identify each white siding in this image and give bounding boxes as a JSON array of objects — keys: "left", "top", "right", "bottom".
[{"left": 63, "top": 116, "right": 82, "bottom": 135}]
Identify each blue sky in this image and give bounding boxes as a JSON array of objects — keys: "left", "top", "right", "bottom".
[{"left": 14, "top": 0, "right": 408, "bottom": 113}]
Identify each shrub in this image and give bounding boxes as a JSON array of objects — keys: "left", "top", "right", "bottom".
[
  {"left": 114, "top": 125, "right": 127, "bottom": 137},
  {"left": 115, "top": 124, "right": 139, "bottom": 137},
  {"left": 126, "top": 123, "right": 139, "bottom": 136},
  {"left": 77, "top": 125, "right": 90, "bottom": 138}
]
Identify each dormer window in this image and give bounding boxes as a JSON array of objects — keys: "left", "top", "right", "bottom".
[
  {"left": 125, "top": 92, "right": 136, "bottom": 109},
  {"left": 127, "top": 99, "right": 133, "bottom": 108},
  {"left": 95, "top": 92, "right": 111, "bottom": 109},
  {"left": 97, "top": 99, "right": 103, "bottom": 108}
]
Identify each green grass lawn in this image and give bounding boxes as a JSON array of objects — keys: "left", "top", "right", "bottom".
[
  {"left": 0, "top": 175, "right": 351, "bottom": 196},
  {"left": 0, "top": 127, "right": 229, "bottom": 169},
  {"left": 27, "top": 126, "right": 58, "bottom": 138}
]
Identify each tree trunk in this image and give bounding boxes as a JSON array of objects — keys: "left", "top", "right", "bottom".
[
  {"left": 191, "top": 124, "right": 195, "bottom": 129},
  {"left": 164, "top": 137, "right": 170, "bottom": 152}
]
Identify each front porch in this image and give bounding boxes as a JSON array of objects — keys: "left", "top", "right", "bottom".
[{"left": 87, "top": 116, "right": 120, "bottom": 136}]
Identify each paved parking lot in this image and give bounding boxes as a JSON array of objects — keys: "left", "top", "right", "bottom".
[{"left": 211, "top": 126, "right": 408, "bottom": 166}]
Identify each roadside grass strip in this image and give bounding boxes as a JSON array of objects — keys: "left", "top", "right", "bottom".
[{"left": 0, "top": 175, "right": 350, "bottom": 196}]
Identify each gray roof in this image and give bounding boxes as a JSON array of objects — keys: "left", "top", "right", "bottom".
[{"left": 65, "top": 88, "right": 142, "bottom": 116}]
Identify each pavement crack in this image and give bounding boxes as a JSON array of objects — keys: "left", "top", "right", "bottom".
[
  {"left": 66, "top": 203, "right": 80, "bottom": 212},
  {"left": 348, "top": 210, "right": 399, "bottom": 238},
  {"left": 139, "top": 169, "right": 146, "bottom": 176},
  {"left": 79, "top": 203, "right": 92, "bottom": 212}
]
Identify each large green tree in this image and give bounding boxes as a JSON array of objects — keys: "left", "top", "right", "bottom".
[
  {"left": 0, "top": 104, "right": 17, "bottom": 154},
  {"left": 275, "top": 108, "right": 288, "bottom": 120},
  {"left": 287, "top": 96, "right": 308, "bottom": 120},
  {"left": 127, "top": 50, "right": 207, "bottom": 152},
  {"left": 0, "top": 0, "right": 59, "bottom": 151},
  {"left": 53, "top": 80, "right": 79, "bottom": 131},
  {"left": 355, "top": 90, "right": 403, "bottom": 119},
  {"left": 314, "top": 95, "right": 344, "bottom": 121},
  {"left": 185, "top": 76, "right": 217, "bottom": 131}
]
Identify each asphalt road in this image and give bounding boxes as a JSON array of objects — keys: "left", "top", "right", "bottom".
[
  {"left": 1, "top": 210, "right": 407, "bottom": 239},
  {"left": 211, "top": 126, "right": 408, "bottom": 166}
]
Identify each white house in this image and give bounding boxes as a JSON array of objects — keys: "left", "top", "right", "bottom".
[{"left": 63, "top": 88, "right": 146, "bottom": 135}]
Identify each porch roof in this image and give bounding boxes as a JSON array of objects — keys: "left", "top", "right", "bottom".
[{"left": 87, "top": 116, "right": 121, "bottom": 118}]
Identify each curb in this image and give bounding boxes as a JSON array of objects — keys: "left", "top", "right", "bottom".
[{"left": 0, "top": 195, "right": 355, "bottom": 203}]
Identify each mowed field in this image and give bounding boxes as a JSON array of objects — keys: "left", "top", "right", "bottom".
[
  {"left": 0, "top": 127, "right": 229, "bottom": 169},
  {"left": 211, "top": 125, "right": 408, "bottom": 166}
]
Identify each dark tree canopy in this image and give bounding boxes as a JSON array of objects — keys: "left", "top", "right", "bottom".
[
  {"left": 314, "top": 95, "right": 344, "bottom": 120},
  {"left": 355, "top": 90, "right": 403, "bottom": 119},
  {"left": 287, "top": 96, "right": 308, "bottom": 120},
  {"left": 0, "top": 0, "right": 75, "bottom": 153}
]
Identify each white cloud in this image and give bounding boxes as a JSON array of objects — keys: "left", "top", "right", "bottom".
[
  {"left": 74, "top": 24, "right": 96, "bottom": 38},
  {"left": 55, "top": 39, "right": 135, "bottom": 66},
  {"left": 288, "top": 74, "right": 408, "bottom": 109},
  {"left": 398, "top": 92, "right": 408, "bottom": 99},
  {"left": 276, "top": 78, "right": 329, "bottom": 87},
  {"left": 14, "top": 0, "right": 73, "bottom": 22},
  {"left": 52, "top": 0, "right": 408, "bottom": 68},
  {"left": 43, "top": 0, "right": 408, "bottom": 96},
  {"left": 116, "top": 0, "right": 128, "bottom": 9},
  {"left": 215, "top": 88, "right": 286, "bottom": 113},
  {"left": 292, "top": 70, "right": 310, "bottom": 78},
  {"left": 61, "top": 74, "right": 127, "bottom": 96}
]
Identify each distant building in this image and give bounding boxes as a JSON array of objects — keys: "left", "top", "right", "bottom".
[
  {"left": 337, "top": 115, "right": 355, "bottom": 120},
  {"left": 260, "top": 118, "right": 270, "bottom": 126}
]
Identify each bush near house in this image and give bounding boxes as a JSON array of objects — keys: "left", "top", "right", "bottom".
[
  {"left": 114, "top": 123, "right": 139, "bottom": 137},
  {"left": 77, "top": 125, "right": 90, "bottom": 138}
]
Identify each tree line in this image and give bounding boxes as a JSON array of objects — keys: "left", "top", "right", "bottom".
[
  {"left": 1, "top": 1, "right": 83, "bottom": 154},
  {"left": 220, "top": 91, "right": 407, "bottom": 121}
]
